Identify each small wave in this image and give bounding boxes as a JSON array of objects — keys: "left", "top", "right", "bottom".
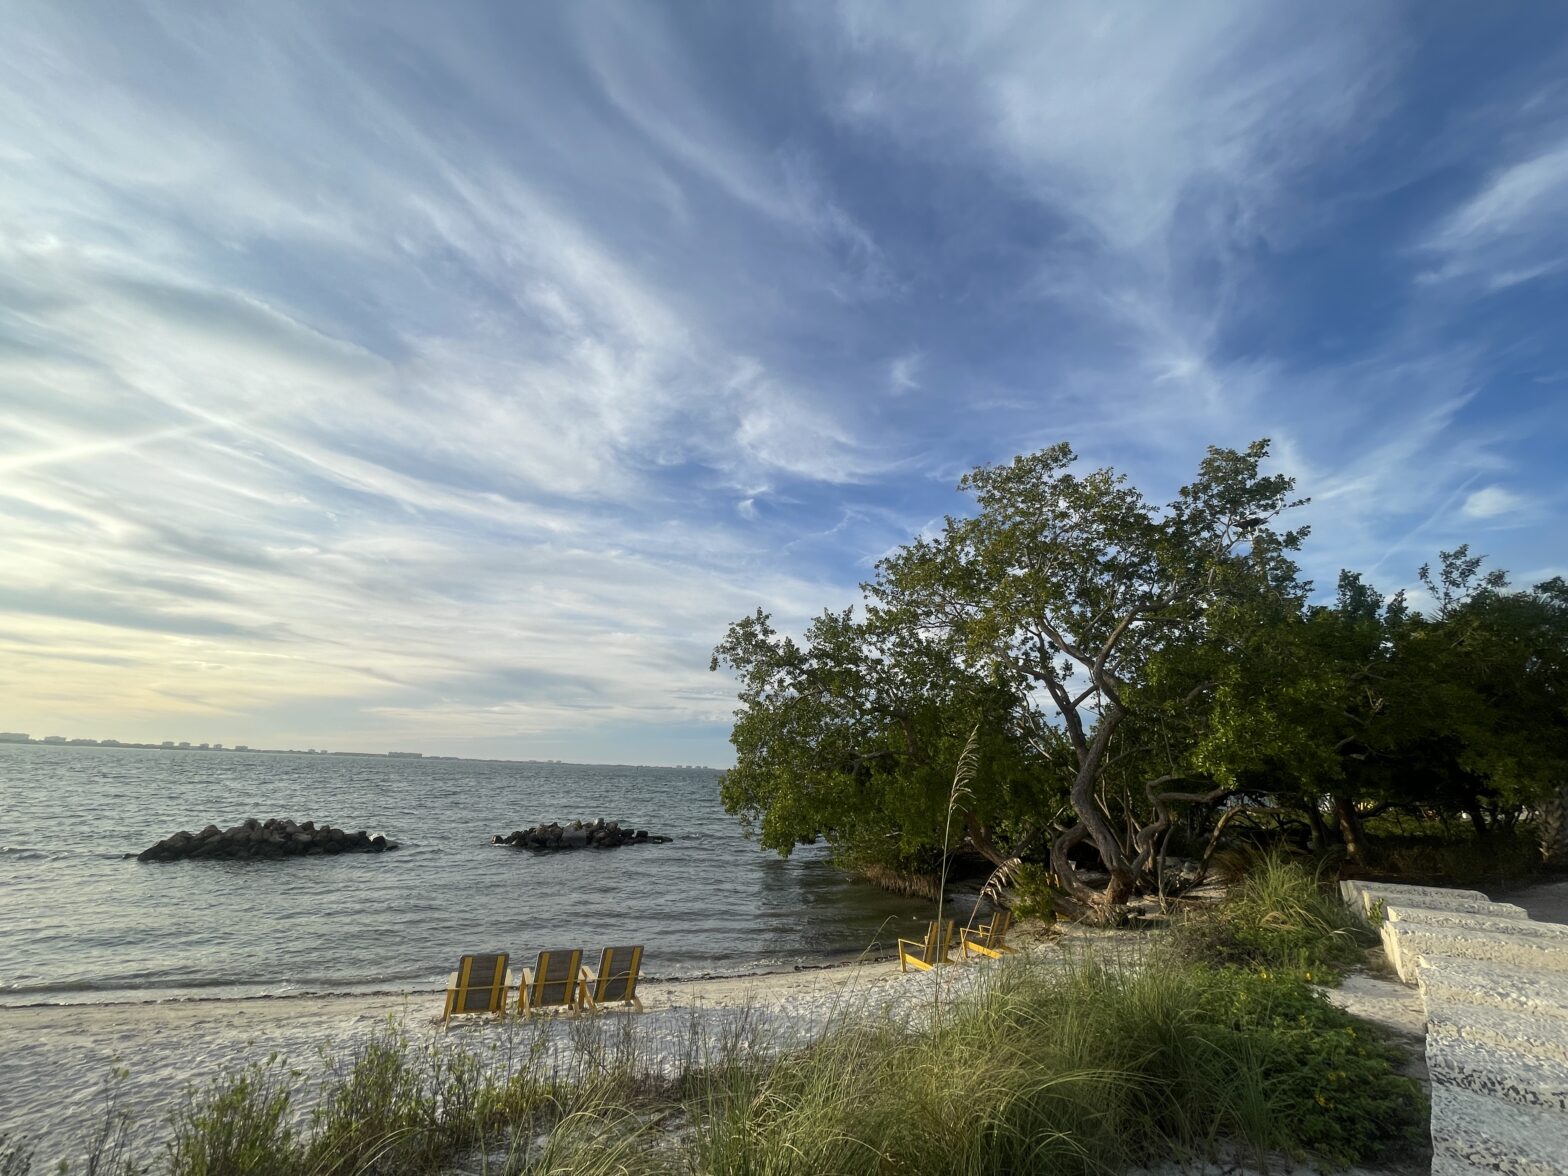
[{"left": 0, "top": 846, "right": 55, "bottom": 861}]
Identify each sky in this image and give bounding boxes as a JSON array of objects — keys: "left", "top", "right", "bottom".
[{"left": 2, "top": 2, "right": 1566, "bottom": 765}]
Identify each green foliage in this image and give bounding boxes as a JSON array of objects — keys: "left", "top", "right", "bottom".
[
  {"left": 714, "top": 434, "right": 1568, "bottom": 897},
  {"left": 163, "top": 1057, "right": 296, "bottom": 1176},
  {"left": 711, "top": 605, "right": 1051, "bottom": 873},
  {"left": 713, "top": 439, "right": 1314, "bottom": 908},
  {"left": 1174, "top": 851, "right": 1370, "bottom": 980},
  {"left": 305, "top": 1022, "right": 491, "bottom": 1176},
  {"left": 1009, "top": 862, "right": 1058, "bottom": 924},
  {"left": 1362, "top": 827, "right": 1546, "bottom": 889},
  {"left": 688, "top": 958, "right": 1422, "bottom": 1174},
  {"left": 1193, "top": 969, "right": 1424, "bottom": 1166}
]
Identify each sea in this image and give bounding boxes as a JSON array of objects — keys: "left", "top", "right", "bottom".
[{"left": 0, "top": 742, "right": 932, "bottom": 1007}]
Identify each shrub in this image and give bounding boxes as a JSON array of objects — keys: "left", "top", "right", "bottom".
[
  {"left": 1008, "top": 862, "right": 1058, "bottom": 924},
  {"left": 162, "top": 1056, "right": 299, "bottom": 1176},
  {"left": 1195, "top": 968, "right": 1425, "bottom": 1166}
]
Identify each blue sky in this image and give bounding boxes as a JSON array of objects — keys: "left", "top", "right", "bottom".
[{"left": 2, "top": 2, "right": 1565, "bottom": 765}]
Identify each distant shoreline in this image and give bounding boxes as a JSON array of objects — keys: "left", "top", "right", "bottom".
[{"left": 0, "top": 738, "right": 724, "bottom": 772}]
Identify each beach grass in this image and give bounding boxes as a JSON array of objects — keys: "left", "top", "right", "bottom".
[
  {"left": 34, "top": 942, "right": 1423, "bottom": 1176},
  {"left": 1172, "top": 849, "right": 1374, "bottom": 981}
]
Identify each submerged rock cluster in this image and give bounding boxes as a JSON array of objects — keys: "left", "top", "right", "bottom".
[
  {"left": 491, "top": 819, "right": 670, "bottom": 850},
  {"left": 135, "top": 818, "right": 398, "bottom": 862}
]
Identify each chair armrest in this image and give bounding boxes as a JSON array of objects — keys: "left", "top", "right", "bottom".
[{"left": 445, "top": 971, "right": 459, "bottom": 987}]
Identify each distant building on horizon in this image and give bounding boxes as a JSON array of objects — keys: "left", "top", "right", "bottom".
[
  {"left": 387, "top": 751, "right": 423, "bottom": 758},
  {"left": 42, "top": 735, "right": 66, "bottom": 744},
  {"left": 0, "top": 732, "right": 29, "bottom": 743}
]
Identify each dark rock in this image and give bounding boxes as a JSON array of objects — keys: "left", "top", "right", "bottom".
[
  {"left": 493, "top": 820, "right": 669, "bottom": 851},
  {"left": 133, "top": 819, "right": 400, "bottom": 863}
]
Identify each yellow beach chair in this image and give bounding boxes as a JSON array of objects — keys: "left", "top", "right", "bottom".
[
  {"left": 518, "top": 949, "right": 585, "bottom": 1016},
  {"left": 960, "top": 909, "right": 1016, "bottom": 959},
  {"left": 580, "top": 945, "right": 645, "bottom": 1013},
  {"left": 442, "top": 952, "right": 514, "bottom": 1022},
  {"left": 898, "top": 919, "right": 955, "bottom": 972}
]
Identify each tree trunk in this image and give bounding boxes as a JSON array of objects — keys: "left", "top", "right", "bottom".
[
  {"left": 1095, "top": 868, "right": 1138, "bottom": 920},
  {"left": 1332, "top": 794, "right": 1366, "bottom": 863},
  {"left": 1305, "top": 803, "right": 1330, "bottom": 853},
  {"left": 1462, "top": 796, "right": 1491, "bottom": 843},
  {"left": 1541, "top": 784, "right": 1568, "bottom": 868}
]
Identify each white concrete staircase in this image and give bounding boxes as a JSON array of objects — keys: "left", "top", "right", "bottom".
[{"left": 1341, "top": 880, "right": 1568, "bottom": 1175}]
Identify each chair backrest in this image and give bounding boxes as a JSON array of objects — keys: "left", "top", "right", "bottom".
[
  {"left": 989, "top": 909, "right": 1011, "bottom": 945},
  {"left": 917, "top": 920, "right": 954, "bottom": 965},
  {"left": 592, "top": 945, "right": 643, "bottom": 1004},
  {"left": 974, "top": 909, "right": 1011, "bottom": 948},
  {"left": 527, "top": 949, "right": 582, "bottom": 1008},
  {"left": 453, "top": 953, "right": 509, "bottom": 1014}
]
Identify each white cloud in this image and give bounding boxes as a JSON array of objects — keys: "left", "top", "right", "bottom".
[
  {"left": 808, "top": 1, "right": 1390, "bottom": 252},
  {"left": 1461, "top": 485, "right": 1527, "bottom": 520},
  {"left": 0, "top": 3, "right": 897, "bottom": 760},
  {"left": 1421, "top": 140, "right": 1568, "bottom": 290},
  {"left": 888, "top": 351, "right": 923, "bottom": 394}
]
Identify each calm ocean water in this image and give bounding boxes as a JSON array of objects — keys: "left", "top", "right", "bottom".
[{"left": 0, "top": 744, "right": 930, "bottom": 1005}]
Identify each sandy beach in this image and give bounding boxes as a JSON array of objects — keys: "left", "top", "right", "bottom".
[
  {"left": 0, "top": 941, "right": 1015, "bottom": 1166},
  {"left": 0, "top": 917, "right": 1433, "bottom": 1169}
]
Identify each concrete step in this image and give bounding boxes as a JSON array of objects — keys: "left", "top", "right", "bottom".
[
  {"left": 1379, "top": 896, "right": 1524, "bottom": 928},
  {"left": 1342, "top": 880, "right": 1491, "bottom": 905},
  {"left": 1384, "top": 907, "right": 1568, "bottom": 941},
  {"left": 1380, "top": 922, "right": 1568, "bottom": 983},
  {"left": 1428, "top": 1033, "right": 1568, "bottom": 1114},
  {"left": 1416, "top": 957, "right": 1568, "bottom": 1022},
  {"left": 1428, "top": 1001, "right": 1568, "bottom": 1065},
  {"left": 1349, "top": 885, "right": 1527, "bottom": 921},
  {"left": 1429, "top": 1083, "right": 1568, "bottom": 1175}
]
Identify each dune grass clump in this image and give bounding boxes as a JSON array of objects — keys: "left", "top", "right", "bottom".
[
  {"left": 685, "top": 957, "right": 1422, "bottom": 1175},
  {"left": 1175, "top": 849, "right": 1371, "bottom": 980}
]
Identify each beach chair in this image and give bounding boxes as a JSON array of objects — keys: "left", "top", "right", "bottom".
[
  {"left": 898, "top": 919, "right": 955, "bottom": 972},
  {"left": 518, "top": 949, "right": 585, "bottom": 1016},
  {"left": 960, "top": 909, "right": 1016, "bottom": 959},
  {"left": 442, "top": 952, "right": 514, "bottom": 1022},
  {"left": 579, "top": 945, "right": 645, "bottom": 1013}
]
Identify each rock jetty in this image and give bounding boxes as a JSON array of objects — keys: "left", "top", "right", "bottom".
[
  {"left": 135, "top": 818, "right": 398, "bottom": 862},
  {"left": 491, "top": 819, "right": 670, "bottom": 850}
]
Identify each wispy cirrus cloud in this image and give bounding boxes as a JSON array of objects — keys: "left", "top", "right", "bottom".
[
  {"left": 1420, "top": 139, "right": 1568, "bottom": 290},
  {"left": 1, "top": 2, "right": 1565, "bottom": 760}
]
